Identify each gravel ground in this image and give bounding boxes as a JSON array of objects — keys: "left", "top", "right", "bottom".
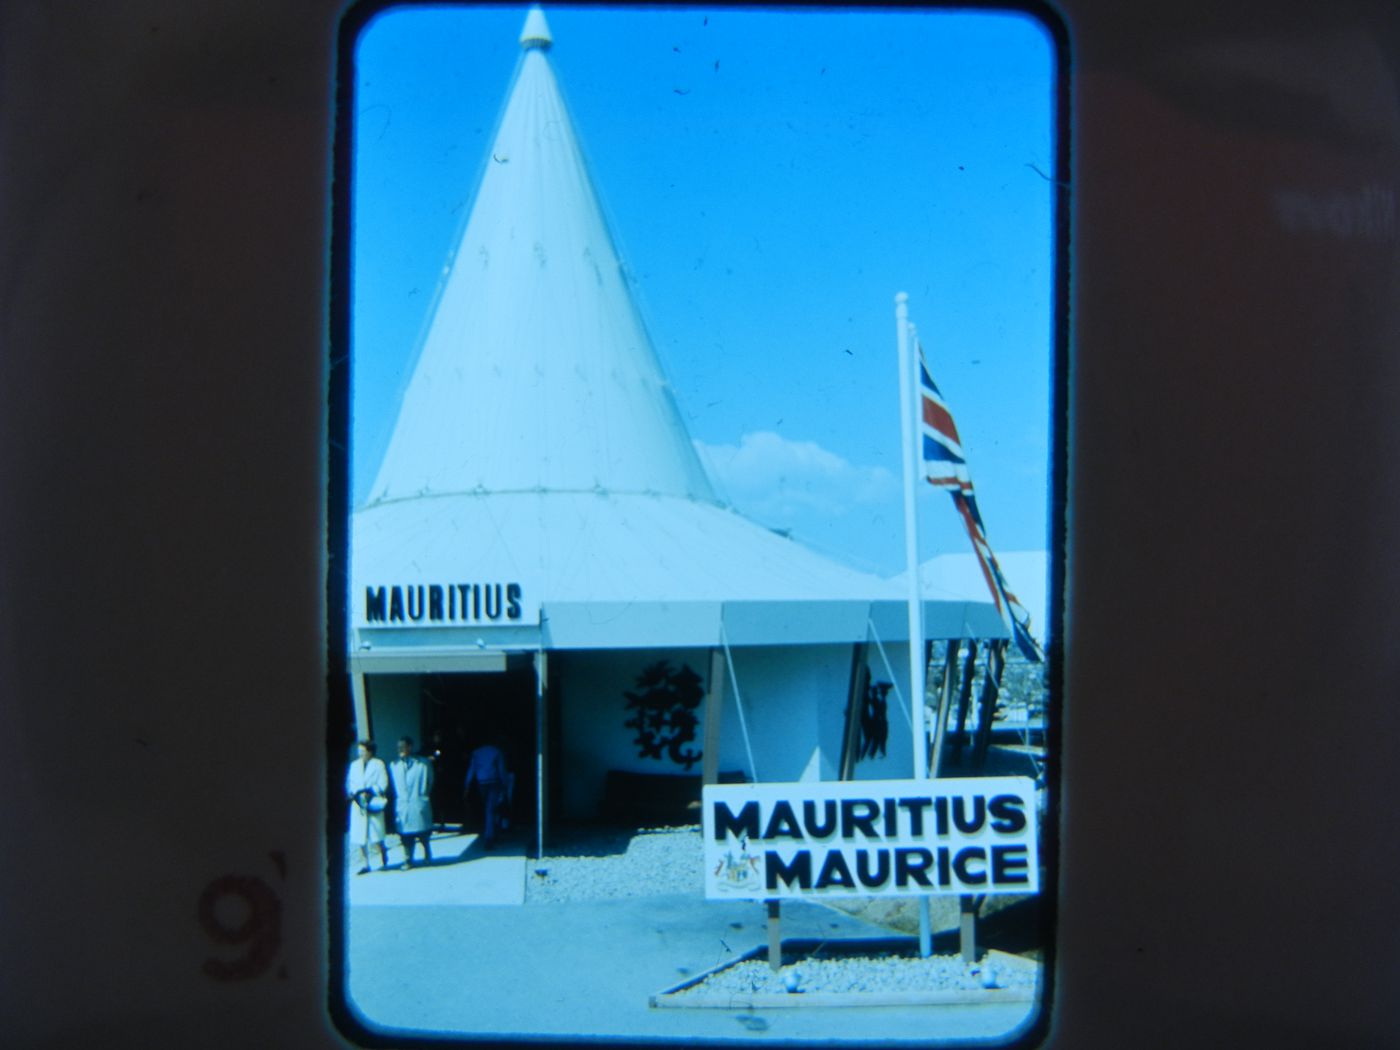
[
  {"left": 671, "top": 953, "right": 1036, "bottom": 997},
  {"left": 526, "top": 824, "right": 704, "bottom": 903},
  {"left": 524, "top": 824, "right": 1041, "bottom": 998}
]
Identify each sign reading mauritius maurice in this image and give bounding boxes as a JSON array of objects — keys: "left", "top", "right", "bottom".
[{"left": 703, "top": 777, "right": 1039, "bottom": 900}]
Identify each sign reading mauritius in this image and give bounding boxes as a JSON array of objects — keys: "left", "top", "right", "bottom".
[
  {"left": 360, "top": 581, "right": 537, "bottom": 626},
  {"left": 703, "top": 778, "right": 1039, "bottom": 900}
]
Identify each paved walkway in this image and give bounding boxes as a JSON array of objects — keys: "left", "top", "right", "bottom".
[
  {"left": 340, "top": 860, "right": 1041, "bottom": 1045},
  {"left": 345, "top": 830, "right": 525, "bottom": 907}
]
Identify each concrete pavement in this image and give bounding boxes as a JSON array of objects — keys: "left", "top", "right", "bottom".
[
  {"left": 339, "top": 846, "right": 1042, "bottom": 1045},
  {"left": 345, "top": 830, "right": 525, "bottom": 907}
]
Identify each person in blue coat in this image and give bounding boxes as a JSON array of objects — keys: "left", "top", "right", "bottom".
[{"left": 463, "top": 738, "right": 510, "bottom": 849}]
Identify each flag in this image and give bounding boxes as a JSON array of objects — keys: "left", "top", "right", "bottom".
[
  {"left": 918, "top": 345, "right": 1042, "bottom": 662},
  {"left": 918, "top": 357, "right": 972, "bottom": 496}
]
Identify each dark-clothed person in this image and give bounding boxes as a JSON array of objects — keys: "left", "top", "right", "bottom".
[{"left": 463, "top": 742, "right": 509, "bottom": 849}]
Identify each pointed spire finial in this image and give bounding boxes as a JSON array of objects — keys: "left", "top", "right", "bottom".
[{"left": 520, "top": 6, "right": 552, "bottom": 51}]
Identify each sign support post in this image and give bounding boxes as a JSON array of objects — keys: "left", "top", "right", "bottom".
[
  {"left": 960, "top": 894, "right": 979, "bottom": 963},
  {"left": 766, "top": 900, "right": 782, "bottom": 972}
]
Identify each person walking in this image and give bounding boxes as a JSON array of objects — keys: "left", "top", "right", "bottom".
[
  {"left": 346, "top": 740, "right": 390, "bottom": 874},
  {"left": 390, "top": 736, "right": 434, "bottom": 868},
  {"left": 462, "top": 737, "right": 510, "bottom": 850}
]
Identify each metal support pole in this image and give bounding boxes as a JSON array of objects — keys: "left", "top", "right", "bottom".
[
  {"left": 929, "top": 639, "right": 960, "bottom": 779},
  {"left": 896, "top": 295, "right": 927, "bottom": 782},
  {"left": 349, "top": 671, "right": 371, "bottom": 742},
  {"left": 702, "top": 648, "right": 725, "bottom": 787},
  {"left": 767, "top": 900, "right": 782, "bottom": 971},
  {"left": 952, "top": 639, "right": 980, "bottom": 760},
  {"left": 897, "top": 295, "right": 933, "bottom": 958},
  {"left": 719, "top": 624, "right": 758, "bottom": 782},
  {"left": 839, "top": 642, "right": 869, "bottom": 780},
  {"left": 534, "top": 650, "right": 547, "bottom": 860},
  {"left": 972, "top": 641, "right": 1007, "bottom": 768}
]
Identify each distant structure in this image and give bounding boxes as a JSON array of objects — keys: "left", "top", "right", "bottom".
[
  {"left": 348, "top": 8, "right": 1008, "bottom": 838},
  {"left": 913, "top": 551, "right": 1049, "bottom": 646}
]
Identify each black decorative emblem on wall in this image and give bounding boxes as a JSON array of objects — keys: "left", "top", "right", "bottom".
[
  {"left": 623, "top": 660, "right": 704, "bottom": 770},
  {"left": 857, "top": 680, "right": 891, "bottom": 761}
]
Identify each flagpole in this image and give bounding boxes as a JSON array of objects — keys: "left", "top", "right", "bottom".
[
  {"left": 895, "top": 293, "right": 927, "bottom": 780},
  {"left": 896, "top": 292, "right": 933, "bottom": 958}
]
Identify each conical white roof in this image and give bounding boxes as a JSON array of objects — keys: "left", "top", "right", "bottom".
[
  {"left": 350, "top": 11, "right": 1000, "bottom": 650},
  {"left": 367, "top": 7, "right": 714, "bottom": 506}
]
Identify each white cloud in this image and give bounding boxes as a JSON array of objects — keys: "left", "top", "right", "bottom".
[{"left": 694, "top": 431, "right": 898, "bottom": 525}]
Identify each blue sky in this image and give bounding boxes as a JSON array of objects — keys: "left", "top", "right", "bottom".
[{"left": 350, "top": 4, "right": 1058, "bottom": 582}]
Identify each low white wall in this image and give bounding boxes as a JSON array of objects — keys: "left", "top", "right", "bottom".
[
  {"left": 556, "top": 643, "right": 869, "bottom": 818},
  {"left": 722, "top": 644, "right": 851, "bottom": 784},
  {"left": 557, "top": 648, "right": 712, "bottom": 818}
]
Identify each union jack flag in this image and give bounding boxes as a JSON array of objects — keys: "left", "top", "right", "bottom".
[{"left": 919, "top": 345, "right": 1042, "bottom": 662}]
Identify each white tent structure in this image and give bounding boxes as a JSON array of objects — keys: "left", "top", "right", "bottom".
[{"left": 348, "top": 9, "right": 1009, "bottom": 834}]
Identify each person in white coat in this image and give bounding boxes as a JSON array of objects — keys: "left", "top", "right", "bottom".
[
  {"left": 390, "top": 737, "right": 434, "bottom": 868},
  {"left": 346, "top": 740, "right": 390, "bottom": 874}
]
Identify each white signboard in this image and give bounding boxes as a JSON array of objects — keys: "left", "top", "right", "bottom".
[{"left": 703, "top": 777, "right": 1039, "bottom": 900}]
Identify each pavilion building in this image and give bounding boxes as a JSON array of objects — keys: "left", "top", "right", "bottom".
[{"left": 347, "top": 8, "right": 1007, "bottom": 839}]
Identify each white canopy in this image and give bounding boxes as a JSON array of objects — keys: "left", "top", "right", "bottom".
[{"left": 353, "top": 490, "right": 1007, "bottom": 647}]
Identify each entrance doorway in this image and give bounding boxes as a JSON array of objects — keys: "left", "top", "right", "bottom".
[{"left": 419, "top": 660, "right": 537, "bottom": 836}]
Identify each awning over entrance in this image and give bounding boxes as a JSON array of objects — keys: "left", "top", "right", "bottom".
[{"left": 352, "top": 597, "right": 1006, "bottom": 659}]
